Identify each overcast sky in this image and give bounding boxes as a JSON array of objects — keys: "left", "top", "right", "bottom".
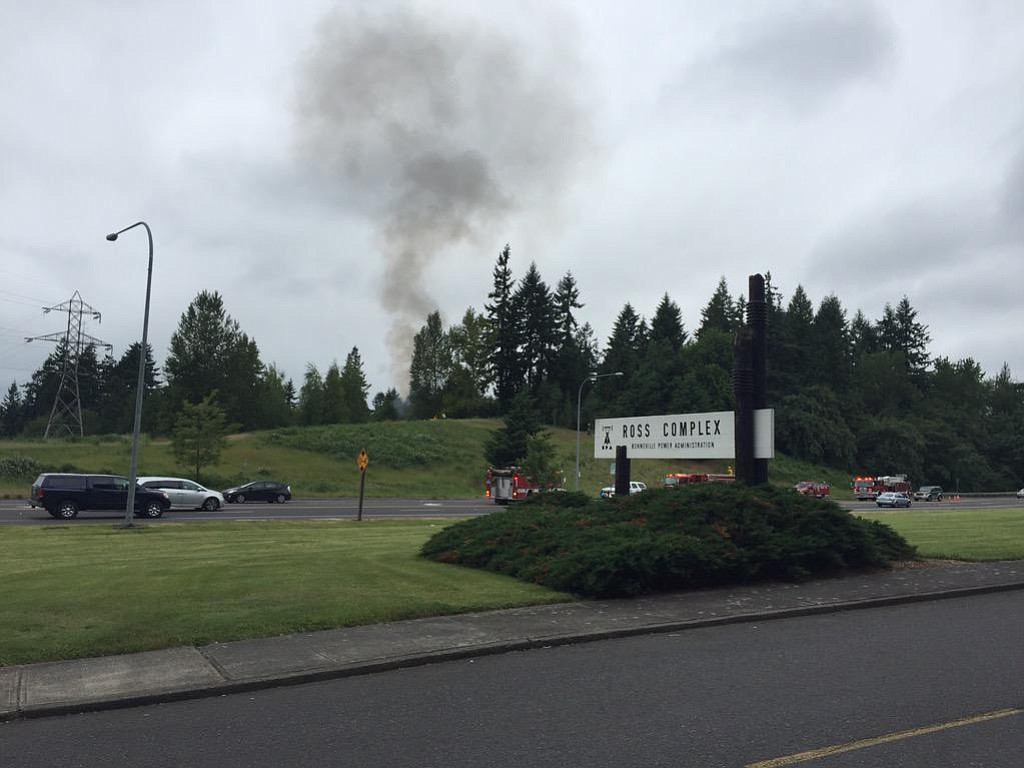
[{"left": 2, "top": 0, "right": 1022, "bottom": 402}]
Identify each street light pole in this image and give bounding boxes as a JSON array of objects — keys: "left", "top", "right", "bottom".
[
  {"left": 575, "top": 371, "right": 623, "bottom": 491},
  {"left": 106, "top": 222, "right": 153, "bottom": 528}
]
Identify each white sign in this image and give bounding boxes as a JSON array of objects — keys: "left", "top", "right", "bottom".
[{"left": 594, "top": 410, "right": 775, "bottom": 460}]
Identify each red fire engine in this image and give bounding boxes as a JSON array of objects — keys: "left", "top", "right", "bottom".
[
  {"left": 852, "top": 474, "right": 911, "bottom": 501},
  {"left": 794, "top": 481, "right": 831, "bottom": 498},
  {"left": 485, "top": 467, "right": 550, "bottom": 505},
  {"left": 662, "top": 473, "right": 736, "bottom": 489}
]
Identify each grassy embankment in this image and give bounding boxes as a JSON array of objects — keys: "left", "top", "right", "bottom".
[{"left": 0, "top": 419, "right": 856, "bottom": 499}]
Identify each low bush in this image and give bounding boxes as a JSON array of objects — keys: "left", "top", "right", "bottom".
[
  {"left": 422, "top": 484, "right": 916, "bottom": 598},
  {"left": 0, "top": 455, "right": 42, "bottom": 479},
  {"left": 264, "top": 425, "right": 451, "bottom": 468}
]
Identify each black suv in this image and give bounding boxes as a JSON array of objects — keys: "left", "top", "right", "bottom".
[{"left": 30, "top": 474, "right": 171, "bottom": 520}]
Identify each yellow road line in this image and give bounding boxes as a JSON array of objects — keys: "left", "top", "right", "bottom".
[{"left": 746, "top": 707, "right": 1022, "bottom": 767}]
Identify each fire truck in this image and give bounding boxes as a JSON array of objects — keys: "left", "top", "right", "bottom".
[
  {"left": 485, "top": 467, "right": 552, "bottom": 505},
  {"left": 794, "top": 481, "right": 831, "bottom": 498},
  {"left": 662, "top": 473, "right": 736, "bottom": 489},
  {"left": 852, "top": 474, "right": 911, "bottom": 501}
]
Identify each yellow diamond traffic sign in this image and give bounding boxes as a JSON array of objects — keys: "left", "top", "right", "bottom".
[{"left": 357, "top": 448, "right": 369, "bottom": 472}]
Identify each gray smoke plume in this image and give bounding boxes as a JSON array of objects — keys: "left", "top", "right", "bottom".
[{"left": 294, "top": 4, "right": 590, "bottom": 389}]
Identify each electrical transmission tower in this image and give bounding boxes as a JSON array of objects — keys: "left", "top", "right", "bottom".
[{"left": 25, "top": 291, "right": 112, "bottom": 439}]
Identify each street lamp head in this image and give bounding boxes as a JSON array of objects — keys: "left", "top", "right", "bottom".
[
  {"left": 105, "top": 233, "right": 118, "bottom": 241},
  {"left": 613, "top": 371, "right": 624, "bottom": 377}
]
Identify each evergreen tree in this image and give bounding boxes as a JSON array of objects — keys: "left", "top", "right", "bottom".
[
  {"left": 649, "top": 293, "right": 687, "bottom": 351},
  {"left": 849, "top": 309, "right": 878, "bottom": 363},
  {"left": 698, "top": 277, "right": 736, "bottom": 338},
  {"left": 983, "top": 363, "right": 1024, "bottom": 485},
  {"left": 443, "top": 366, "right": 489, "bottom": 418},
  {"left": 484, "top": 245, "right": 522, "bottom": 407},
  {"left": 22, "top": 339, "right": 68, "bottom": 428},
  {"left": 96, "top": 343, "right": 160, "bottom": 434},
  {"left": 770, "top": 284, "right": 816, "bottom": 397},
  {"left": 514, "top": 262, "right": 556, "bottom": 391},
  {"left": 298, "top": 364, "right": 325, "bottom": 426},
  {"left": 764, "top": 272, "right": 788, "bottom": 402},
  {"left": 164, "top": 291, "right": 264, "bottom": 429},
  {"left": 603, "top": 304, "right": 646, "bottom": 374},
  {"left": 340, "top": 347, "right": 371, "bottom": 423},
  {"left": 521, "top": 430, "right": 563, "bottom": 487},
  {"left": 408, "top": 311, "right": 451, "bottom": 419},
  {"left": 596, "top": 303, "right": 647, "bottom": 414},
  {"left": 733, "top": 294, "right": 747, "bottom": 332},
  {"left": 322, "top": 362, "right": 347, "bottom": 424},
  {"left": 553, "top": 271, "right": 583, "bottom": 347},
  {"left": 924, "top": 358, "right": 987, "bottom": 440},
  {"left": 670, "top": 331, "right": 734, "bottom": 412},
  {"left": 812, "top": 294, "right": 850, "bottom": 392},
  {"left": 0, "top": 382, "right": 24, "bottom": 436},
  {"left": 448, "top": 307, "right": 490, "bottom": 397},
  {"left": 254, "top": 364, "right": 294, "bottom": 429},
  {"left": 372, "top": 388, "right": 401, "bottom": 421},
  {"left": 575, "top": 323, "right": 600, "bottom": 373},
  {"left": 483, "top": 389, "right": 542, "bottom": 467},
  {"left": 851, "top": 351, "right": 919, "bottom": 417},
  {"left": 877, "top": 296, "right": 931, "bottom": 374},
  {"left": 544, "top": 272, "right": 589, "bottom": 426},
  {"left": 75, "top": 344, "right": 104, "bottom": 429}
]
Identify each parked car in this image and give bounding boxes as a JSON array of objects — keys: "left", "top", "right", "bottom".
[
  {"left": 794, "top": 481, "right": 830, "bottom": 498},
  {"left": 913, "top": 485, "right": 944, "bottom": 502},
  {"left": 223, "top": 481, "right": 292, "bottom": 504},
  {"left": 876, "top": 491, "right": 912, "bottom": 508},
  {"left": 137, "top": 477, "right": 225, "bottom": 511},
  {"left": 599, "top": 481, "right": 648, "bottom": 499},
  {"left": 30, "top": 473, "right": 170, "bottom": 520}
]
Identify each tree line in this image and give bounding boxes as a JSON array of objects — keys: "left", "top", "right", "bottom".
[{"left": 1, "top": 248, "right": 1022, "bottom": 491}]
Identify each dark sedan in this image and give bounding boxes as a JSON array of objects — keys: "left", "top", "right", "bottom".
[{"left": 223, "top": 481, "right": 292, "bottom": 504}]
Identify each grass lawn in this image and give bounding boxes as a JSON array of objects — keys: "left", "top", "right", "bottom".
[
  {"left": 861, "top": 507, "right": 1024, "bottom": 560},
  {"left": 0, "top": 520, "right": 570, "bottom": 667}
]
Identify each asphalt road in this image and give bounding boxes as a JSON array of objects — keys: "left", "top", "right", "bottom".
[
  {"left": 2, "top": 591, "right": 1021, "bottom": 767},
  {"left": 0, "top": 497, "right": 493, "bottom": 525},
  {"left": 0, "top": 494, "right": 1019, "bottom": 526}
]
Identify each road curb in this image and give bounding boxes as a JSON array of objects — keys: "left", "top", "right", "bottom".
[{"left": 5, "top": 578, "right": 1024, "bottom": 723}]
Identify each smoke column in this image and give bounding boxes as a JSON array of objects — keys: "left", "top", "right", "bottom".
[{"left": 294, "top": 4, "right": 590, "bottom": 389}]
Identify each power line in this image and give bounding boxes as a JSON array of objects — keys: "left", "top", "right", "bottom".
[{"left": 0, "top": 288, "right": 49, "bottom": 304}]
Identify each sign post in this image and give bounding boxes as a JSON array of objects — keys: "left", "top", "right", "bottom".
[{"left": 356, "top": 448, "right": 369, "bottom": 521}]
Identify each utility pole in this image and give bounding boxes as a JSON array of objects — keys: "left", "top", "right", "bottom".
[{"left": 25, "top": 291, "right": 111, "bottom": 439}]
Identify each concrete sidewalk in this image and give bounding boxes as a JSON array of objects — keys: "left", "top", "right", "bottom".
[{"left": 3, "top": 560, "right": 1024, "bottom": 721}]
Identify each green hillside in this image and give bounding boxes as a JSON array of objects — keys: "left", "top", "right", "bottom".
[{"left": 0, "top": 419, "right": 852, "bottom": 499}]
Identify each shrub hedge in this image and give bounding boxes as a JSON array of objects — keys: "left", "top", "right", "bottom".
[
  {"left": 264, "top": 425, "right": 452, "bottom": 468},
  {"left": 421, "top": 484, "right": 915, "bottom": 598},
  {"left": 0, "top": 455, "right": 43, "bottom": 479}
]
